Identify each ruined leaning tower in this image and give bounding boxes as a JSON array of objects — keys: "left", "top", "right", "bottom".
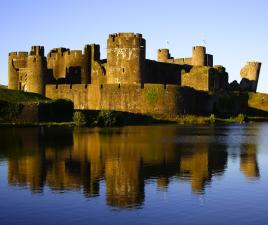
[
  {"left": 106, "top": 33, "right": 146, "bottom": 84},
  {"left": 240, "top": 61, "right": 262, "bottom": 92}
]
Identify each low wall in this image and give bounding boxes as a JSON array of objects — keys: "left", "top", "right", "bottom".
[{"left": 46, "top": 84, "right": 213, "bottom": 117}]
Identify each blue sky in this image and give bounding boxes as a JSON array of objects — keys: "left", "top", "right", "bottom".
[{"left": 0, "top": 0, "right": 267, "bottom": 92}]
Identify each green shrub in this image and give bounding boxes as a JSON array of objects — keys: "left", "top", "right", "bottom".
[
  {"left": 236, "top": 114, "right": 247, "bottom": 123},
  {"left": 209, "top": 114, "right": 216, "bottom": 124},
  {"left": 147, "top": 88, "right": 158, "bottom": 105},
  {"left": 96, "top": 110, "right": 123, "bottom": 127},
  {"left": 0, "top": 100, "right": 22, "bottom": 121},
  {"left": 38, "top": 99, "right": 74, "bottom": 122},
  {"left": 73, "top": 111, "right": 86, "bottom": 127}
]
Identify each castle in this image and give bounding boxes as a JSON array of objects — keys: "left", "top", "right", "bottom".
[{"left": 7, "top": 32, "right": 262, "bottom": 117}]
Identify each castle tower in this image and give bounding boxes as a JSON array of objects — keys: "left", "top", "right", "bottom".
[
  {"left": 192, "top": 46, "right": 206, "bottom": 66},
  {"left": 26, "top": 46, "right": 46, "bottom": 95},
  {"left": 47, "top": 48, "right": 69, "bottom": 80},
  {"left": 240, "top": 61, "right": 261, "bottom": 92},
  {"left": 157, "top": 49, "right": 170, "bottom": 62},
  {"left": 106, "top": 33, "right": 146, "bottom": 84},
  {"left": 8, "top": 52, "right": 28, "bottom": 90},
  {"left": 83, "top": 44, "right": 100, "bottom": 84}
]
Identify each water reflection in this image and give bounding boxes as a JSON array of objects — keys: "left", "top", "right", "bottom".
[
  {"left": 240, "top": 144, "right": 259, "bottom": 179},
  {"left": 0, "top": 125, "right": 261, "bottom": 208}
]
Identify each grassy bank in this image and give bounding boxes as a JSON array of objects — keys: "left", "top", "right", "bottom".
[
  {"left": 1, "top": 113, "right": 268, "bottom": 128},
  {"left": 0, "top": 88, "right": 48, "bottom": 103}
]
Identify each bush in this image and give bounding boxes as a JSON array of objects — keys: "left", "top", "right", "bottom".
[
  {"left": 0, "top": 100, "right": 22, "bottom": 121},
  {"left": 209, "top": 114, "right": 216, "bottom": 124},
  {"left": 73, "top": 111, "right": 86, "bottom": 127},
  {"left": 96, "top": 110, "right": 123, "bottom": 127},
  {"left": 236, "top": 114, "right": 247, "bottom": 123},
  {"left": 38, "top": 99, "right": 74, "bottom": 122}
]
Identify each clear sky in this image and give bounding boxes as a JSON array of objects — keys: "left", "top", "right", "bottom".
[{"left": 0, "top": 0, "right": 267, "bottom": 92}]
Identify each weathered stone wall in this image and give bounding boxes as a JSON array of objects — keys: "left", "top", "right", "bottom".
[
  {"left": 144, "top": 60, "right": 182, "bottom": 84},
  {"left": 181, "top": 66, "right": 228, "bottom": 92},
  {"left": 174, "top": 57, "right": 192, "bottom": 65},
  {"left": 45, "top": 84, "right": 213, "bottom": 116},
  {"left": 181, "top": 66, "right": 211, "bottom": 91}
]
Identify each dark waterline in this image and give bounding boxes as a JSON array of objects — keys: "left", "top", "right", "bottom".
[{"left": 1, "top": 124, "right": 268, "bottom": 225}]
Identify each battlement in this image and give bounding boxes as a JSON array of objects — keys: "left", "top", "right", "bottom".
[
  {"left": 245, "top": 61, "right": 262, "bottom": 66},
  {"left": 9, "top": 52, "right": 29, "bottom": 58},
  {"left": 109, "top": 32, "right": 142, "bottom": 38},
  {"left": 63, "top": 50, "right": 83, "bottom": 57},
  {"left": 48, "top": 83, "right": 178, "bottom": 91},
  {"left": 27, "top": 55, "right": 45, "bottom": 63},
  {"left": 108, "top": 32, "right": 145, "bottom": 48},
  {"left": 193, "top": 46, "right": 206, "bottom": 51},
  {"left": 48, "top": 48, "right": 69, "bottom": 57},
  {"left": 30, "top": 46, "right": 44, "bottom": 56}
]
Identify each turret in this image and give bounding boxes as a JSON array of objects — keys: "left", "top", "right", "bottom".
[
  {"left": 192, "top": 46, "right": 206, "bottom": 66},
  {"left": 106, "top": 32, "right": 146, "bottom": 84},
  {"left": 157, "top": 49, "right": 170, "bottom": 62}
]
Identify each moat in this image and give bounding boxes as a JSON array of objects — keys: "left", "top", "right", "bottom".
[{"left": 1, "top": 124, "right": 268, "bottom": 225}]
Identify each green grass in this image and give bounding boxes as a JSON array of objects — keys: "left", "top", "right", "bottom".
[
  {"left": 165, "top": 115, "right": 211, "bottom": 124},
  {"left": 0, "top": 88, "right": 48, "bottom": 103}
]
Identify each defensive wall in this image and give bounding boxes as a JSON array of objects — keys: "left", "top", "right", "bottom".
[
  {"left": 45, "top": 83, "right": 213, "bottom": 117},
  {"left": 157, "top": 46, "right": 213, "bottom": 67},
  {"left": 181, "top": 66, "right": 228, "bottom": 92}
]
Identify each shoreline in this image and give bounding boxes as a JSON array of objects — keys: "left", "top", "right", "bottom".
[{"left": 1, "top": 116, "right": 268, "bottom": 128}]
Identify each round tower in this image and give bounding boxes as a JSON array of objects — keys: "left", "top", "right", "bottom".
[
  {"left": 192, "top": 46, "right": 206, "bottom": 66},
  {"left": 26, "top": 46, "right": 46, "bottom": 95},
  {"left": 8, "top": 52, "right": 28, "bottom": 90},
  {"left": 157, "top": 49, "right": 170, "bottom": 62},
  {"left": 106, "top": 33, "right": 146, "bottom": 84}
]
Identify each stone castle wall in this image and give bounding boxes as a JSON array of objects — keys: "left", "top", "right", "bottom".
[
  {"left": 157, "top": 46, "right": 213, "bottom": 67},
  {"left": 45, "top": 84, "right": 213, "bottom": 116}
]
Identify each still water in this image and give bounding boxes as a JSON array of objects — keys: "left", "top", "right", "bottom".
[{"left": 0, "top": 124, "right": 268, "bottom": 225}]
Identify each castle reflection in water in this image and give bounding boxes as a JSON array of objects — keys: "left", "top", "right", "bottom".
[{"left": 0, "top": 126, "right": 259, "bottom": 208}]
